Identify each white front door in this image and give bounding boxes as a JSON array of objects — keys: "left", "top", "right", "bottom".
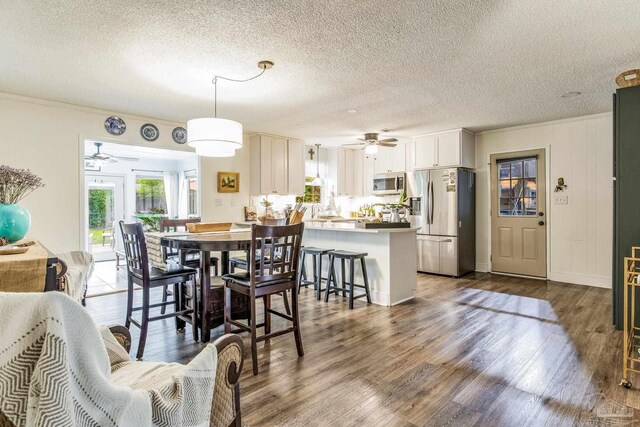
[
  {"left": 85, "top": 175, "right": 125, "bottom": 261},
  {"left": 490, "top": 150, "right": 547, "bottom": 277}
]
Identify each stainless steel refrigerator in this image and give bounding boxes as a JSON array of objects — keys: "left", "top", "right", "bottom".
[{"left": 407, "top": 168, "right": 475, "bottom": 276}]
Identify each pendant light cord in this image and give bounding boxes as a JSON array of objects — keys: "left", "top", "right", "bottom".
[{"left": 211, "top": 66, "right": 268, "bottom": 118}]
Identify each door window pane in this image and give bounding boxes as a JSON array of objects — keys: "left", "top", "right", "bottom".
[
  {"left": 497, "top": 157, "right": 537, "bottom": 217},
  {"left": 136, "top": 177, "right": 167, "bottom": 214},
  {"left": 511, "top": 161, "right": 523, "bottom": 178},
  {"left": 498, "top": 163, "right": 511, "bottom": 179}
]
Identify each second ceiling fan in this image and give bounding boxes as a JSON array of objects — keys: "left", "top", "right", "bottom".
[{"left": 342, "top": 132, "right": 398, "bottom": 154}]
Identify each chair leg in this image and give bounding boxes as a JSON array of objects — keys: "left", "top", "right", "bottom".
[
  {"left": 174, "top": 282, "right": 185, "bottom": 331},
  {"left": 341, "top": 258, "right": 347, "bottom": 297},
  {"left": 224, "top": 285, "right": 232, "bottom": 334},
  {"left": 361, "top": 258, "right": 372, "bottom": 303},
  {"left": 264, "top": 295, "right": 271, "bottom": 339},
  {"left": 291, "top": 285, "right": 304, "bottom": 357},
  {"left": 191, "top": 276, "right": 199, "bottom": 342},
  {"left": 125, "top": 277, "right": 133, "bottom": 329},
  {"left": 349, "top": 259, "right": 355, "bottom": 310},
  {"left": 137, "top": 286, "right": 150, "bottom": 360},
  {"left": 213, "top": 257, "right": 219, "bottom": 276},
  {"left": 281, "top": 290, "right": 291, "bottom": 315},
  {"left": 316, "top": 255, "right": 323, "bottom": 301},
  {"left": 324, "top": 257, "right": 335, "bottom": 303},
  {"left": 298, "top": 252, "right": 306, "bottom": 294},
  {"left": 250, "top": 296, "right": 259, "bottom": 375},
  {"left": 161, "top": 284, "right": 168, "bottom": 315},
  {"left": 311, "top": 254, "right": 317, "bottom": 291}
]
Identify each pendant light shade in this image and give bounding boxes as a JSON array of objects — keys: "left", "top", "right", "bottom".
[{"left": 187, "top": 118, "right": 243, "bottom": 157}]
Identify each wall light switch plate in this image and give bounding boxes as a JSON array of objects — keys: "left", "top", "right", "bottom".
[
  {"left": 230, "top": 199, "right": 236, "bottom": 207},
  {"left": 553, "top": 194, "right": 568, "bottom": 205},
  {"left": 215, "top": 198, "right": 223, "bottom": 207}
]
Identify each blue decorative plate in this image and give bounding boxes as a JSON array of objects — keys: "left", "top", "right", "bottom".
[
  {"left": 172, "top": 127, "right": 188, "bottom": 144},
  {"left": 104, "top": 116, "right": 126, "bottom": 135},
  {"left": 140, "top": 123, "right": 159, "bottom": 141}
]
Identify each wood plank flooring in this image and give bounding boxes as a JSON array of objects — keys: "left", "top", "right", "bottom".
[{"left": 85, "top": 272, "right": 639, "bottom": 426}]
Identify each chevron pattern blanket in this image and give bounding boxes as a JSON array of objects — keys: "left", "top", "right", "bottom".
[{"left": 0, "top": 292, "right": 217, "bottom": 427}]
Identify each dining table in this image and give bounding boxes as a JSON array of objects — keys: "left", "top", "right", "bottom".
[{"left": 160, "top": 230, "right": 252, "bottom": 342}]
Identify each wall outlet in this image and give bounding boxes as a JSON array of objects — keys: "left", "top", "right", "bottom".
[
  {"left": 553, "top": 194, "right": 568, "bottom": 205},
  {"left": 215, "top": 198, "right": 223, "bottom": 207}
]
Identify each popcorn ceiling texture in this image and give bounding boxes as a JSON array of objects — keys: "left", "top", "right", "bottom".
[{"left": 0, "top": 0, "right": 638, "bottom": 145}]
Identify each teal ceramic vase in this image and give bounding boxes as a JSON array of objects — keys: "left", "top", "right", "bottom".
[{"left": 0, "top": 204, "right": 31, "bottom": 243}]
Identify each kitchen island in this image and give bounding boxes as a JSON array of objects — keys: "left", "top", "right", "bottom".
[{"left": 302, "top": 222, "right": 417, "bottom": 306}]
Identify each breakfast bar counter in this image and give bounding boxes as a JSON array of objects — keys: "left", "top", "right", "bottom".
[{"left": 301, "top": 222, "right": 417, "bottom": 306}]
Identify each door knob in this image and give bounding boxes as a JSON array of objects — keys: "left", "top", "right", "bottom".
[
  {"left": 538, "top": 212, "right": 544, "bottom": 217},
  {"left": 538, "top": 221, "right": 545, "bottom": 226}
]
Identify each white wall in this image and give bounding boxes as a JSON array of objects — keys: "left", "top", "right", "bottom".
[
  {"left": 0, "top": 92, "right": 250, "bottom": 253},
  {"left": 475, "top": 113, "right": 612, "bottom": 288}
]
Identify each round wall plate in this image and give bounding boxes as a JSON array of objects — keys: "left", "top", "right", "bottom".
[
  {"left": 104, "top": 116, "right": 126, "bottom": 135},
  {"left": 172, "top": 127, "right": 188, "bottom": 144},
  {"left": 140, "top": 123, "right": 159, "bottom": 141}
]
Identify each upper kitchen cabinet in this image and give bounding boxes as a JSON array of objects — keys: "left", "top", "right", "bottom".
[
  {"left": 412, "top": 129, "right": 475, "bottom": 169},
  {"left": 287, "top": 138, "right": 305, "bottom": 196},
  {"left": 371, "top": 144, "right": 406, "bottom": 174},
  {"left": 328, "top": 148, "right": 363, "bottom": 197},
  {"left": 250, "top": 134, "right": 305, "bottom": 195}
]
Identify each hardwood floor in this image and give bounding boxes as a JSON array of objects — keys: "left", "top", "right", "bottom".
[{"left": 86, "top": 272, "right": 638, "bottom": 426}]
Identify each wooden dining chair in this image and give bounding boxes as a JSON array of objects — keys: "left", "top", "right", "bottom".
[
  {"left": 228, "top": 218, "right": 291, "bottom": 315},
  {"left": 223, "top": 223, "right": 305, "bottom": 375},
  {"left": 159, "top": 218, "right": 219, "bottom": 315},
  {"left": 119, "top": 221, "right": 198, "bottom": 360}
]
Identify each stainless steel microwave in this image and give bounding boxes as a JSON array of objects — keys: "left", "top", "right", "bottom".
[{"left": 373, "top": 172, "right": 406, "bottom": 195}]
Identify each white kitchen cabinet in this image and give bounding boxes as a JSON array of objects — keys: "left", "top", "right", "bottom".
[
  {"left": 287, "top": 139, "right": 305, "bottom": 196},
  {"left": 328, "top": 148, "right": 354, "bottom": 196},
  {"left": 412, "top": 129, "right": 475, "bottom": 169},
  {"left": 362, "top": 153, "right": 375, "bottom": 196},
  {"left": 372, "top": 145, "right": 406, "bottom": 174},
  {"left": 250, "top": 134, "right": 305, "bottom": 195}
]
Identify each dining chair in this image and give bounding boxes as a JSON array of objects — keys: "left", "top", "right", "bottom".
[
  {"left": 223, "top": 223, "right": 305, "bottom": 375},
  {"left": 228, "top": 218, "right": 291, "bottom": 315},
  {"left": 159, "top": 218, "right": 219, "bottom": 315},
  {"left": 119, "top": 221, "right": 198, "bottom": 360}
]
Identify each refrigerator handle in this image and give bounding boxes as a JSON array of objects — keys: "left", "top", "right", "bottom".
[
  {"left": 395, "top": 176, "right": 399, "bottom": 192},
  {"left": 429, "top": 181, "right": 434, "bottom": 224},
  {"left": 425, "top": 180, "right": 430, "bottom": 224}
]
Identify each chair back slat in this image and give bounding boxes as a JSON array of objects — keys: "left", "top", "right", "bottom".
[
  {"left": 119, "top": 221, "right": 149, "bottom": 280},
  {"left": 249, "top": 223, "right": 304, "bottom": 286},
  {"left": 160, "top": 218, "right": 201, "bottom": 258}
]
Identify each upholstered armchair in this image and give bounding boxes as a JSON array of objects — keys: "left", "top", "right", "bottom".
[{"left": 108, "top": 326, "right": 244, "bottom": 427}]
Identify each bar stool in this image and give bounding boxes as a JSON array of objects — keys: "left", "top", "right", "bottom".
[
  {"left": 298, "top": 247, "right": 335, "bottom": 300},
  {"left": 324, "top": 250, "right": 372, "bottom": 309}
]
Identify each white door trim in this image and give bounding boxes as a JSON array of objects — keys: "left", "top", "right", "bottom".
[{"left": 486, "top": 146, "right": 551, "bottom": 278}]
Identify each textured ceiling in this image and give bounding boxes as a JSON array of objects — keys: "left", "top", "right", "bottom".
[{"left": 1, "top": 0, "right": 639, "bottom": 145}]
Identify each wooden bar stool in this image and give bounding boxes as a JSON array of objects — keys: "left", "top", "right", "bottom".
[
  {"left": 324, "top": 250, "right": 372, "bottom": 309},
  {"left": 298, "top": 247, "right": 335, "bottom": 300}
]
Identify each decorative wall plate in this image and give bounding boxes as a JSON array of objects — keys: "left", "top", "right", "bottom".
[
  {"left": 104, "top": 116, "right": 126, "bottom": 135},
  {"left": 140, "top": 123, "right": 159, "bottom": 141},
  {"left": 172, "top": 127, "right": 188, "bottom": 144}
]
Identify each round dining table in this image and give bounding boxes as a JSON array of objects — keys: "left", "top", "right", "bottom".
[{"left": 161, "top": 231, "right": 252, "bottom": 342}]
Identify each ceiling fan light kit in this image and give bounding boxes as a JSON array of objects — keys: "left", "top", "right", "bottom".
[
  {"left": 365, "top": 144, "right": 378, "bottom": 154},
  {"left": 188, "top": 60, "right": 273, "bottom": 157}
]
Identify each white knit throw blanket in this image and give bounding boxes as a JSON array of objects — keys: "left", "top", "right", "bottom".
[{"left": 0, "top": 292, "right": 217, "bottom": 427}]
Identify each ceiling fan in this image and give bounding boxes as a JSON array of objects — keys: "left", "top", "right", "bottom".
[
  {"left": 342, "top": 132, "right": 398, "bottom": 154},
  {"left": 85, "top": 142, "right": 139, "bottom": 165}
]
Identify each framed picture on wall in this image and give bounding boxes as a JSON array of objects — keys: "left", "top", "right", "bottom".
[{"left": 217, "top": 171, "right": 240, "bottom": 193}]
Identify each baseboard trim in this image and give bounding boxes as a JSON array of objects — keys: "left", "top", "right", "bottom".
[
  {"left": 548, "top": 272, "right": 611, "bottom": 289},
  {"left": 475, "top": 263, "right": 489, "bottom": 273}
]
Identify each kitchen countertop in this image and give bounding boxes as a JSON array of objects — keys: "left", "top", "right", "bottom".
[{"left": 303, "top": 222, "right": 418, "bottom": 233}]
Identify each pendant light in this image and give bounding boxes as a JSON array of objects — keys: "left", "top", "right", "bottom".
[
  {"left": 188, "top": 60, "right": 273, "bottom": 157},
  {"left": 310, "top": 144, "right": 322, "bottom": 186}
]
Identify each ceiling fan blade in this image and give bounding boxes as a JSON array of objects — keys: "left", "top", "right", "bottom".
[
  {"left": 357, "top": 138, "right": 365, "bottom": 141},
  {"left": 379, "top": 142, "right": 397, "bottom": 147},
  {"left": 343, "top": 143, "right": 365, "bottom": 146},
  {"left": 379, "top": 138, "right": 398, "bottom": 143},
  {"left": 112, "top": 156, "right": 139, "bottom": 162}
]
